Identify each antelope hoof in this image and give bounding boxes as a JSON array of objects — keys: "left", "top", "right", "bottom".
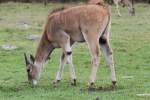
[
  {"left": 53, "top": 80, "right": 60, "bottom": 87},
  {"left": 118, "top": 14, "right": 121, "bottom": 17},
  {"left": 88, "top": 82, "right": 95, "bottom": 88},
  {"left": 112, "top": 81, "right": 117, "bottom": 86},
  {"left": 71, "top": 79, "right": 77, "bottom": 86},
  {"left": 117, "top": 13, "right": 122, "bottom": 17}
]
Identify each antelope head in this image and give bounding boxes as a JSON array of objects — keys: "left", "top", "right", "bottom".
[{"left": 24, "top": 53, "right": 39, "bottom": 86}]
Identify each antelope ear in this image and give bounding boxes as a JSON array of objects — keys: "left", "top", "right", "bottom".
[
  {"left": 24, "top": 53, "right": 30, "bottom": 66},
  {"left": 30, "top": 54, "right": 35, "bottom": 63}
]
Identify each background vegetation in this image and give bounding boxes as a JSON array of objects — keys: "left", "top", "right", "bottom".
[{"left": 0, "top": 0, "right": 149, "bottom": 3}]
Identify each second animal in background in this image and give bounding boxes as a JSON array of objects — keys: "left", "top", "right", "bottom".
[
  {"left": 88, "top": 0, "right": 135, "bottom": 16},
  {"left": 113, "top": 0, "right": 135, "bottom": 16}
]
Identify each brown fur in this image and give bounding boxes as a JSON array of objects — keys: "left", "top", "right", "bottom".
[
  {"left": 45, "top": 5, "right": 109, "bottom": 43},
  {"left": 25, "top": 4, "right": 116, "bottom": 86}
]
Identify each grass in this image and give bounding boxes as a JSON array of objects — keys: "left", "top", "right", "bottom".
[{"left": 0, "top": 2, "right": 150, "bottom": 100}]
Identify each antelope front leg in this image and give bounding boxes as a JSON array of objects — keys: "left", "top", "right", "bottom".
[
  {"left": 114, "top": 0, "right": 122, "bottom": 17},
  {"left": 116, "top": 4, "right": 121, "bottom": 17},
  {"left": 66, "top": 52, "right": 76, "bottom": 86},
  {"left": 62, "top": 36, "right": 76, "bottom": 85},
  {"left": 54, "top": 52, "right": 66, "bottom": 85}
]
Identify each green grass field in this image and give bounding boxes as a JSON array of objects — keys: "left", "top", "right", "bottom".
[{"left": 0, "top": 2, "right": 150, "bottom": 100}]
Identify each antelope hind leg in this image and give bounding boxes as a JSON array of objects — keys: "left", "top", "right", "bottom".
[
  {"left": 83, "top": 33, "right": 100, "bottom": 88},
  {"left": 99, "top": 37, "right": 117, "bottom": 86}
]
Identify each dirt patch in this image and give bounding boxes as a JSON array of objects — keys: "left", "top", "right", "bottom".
[
  {"left": 1, "top": 44, "right": 18, "bottom": 50},
  {"left": 26, "top": 34, "right": 41, "bottom": 41}
]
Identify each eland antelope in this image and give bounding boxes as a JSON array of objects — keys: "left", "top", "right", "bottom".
[
  {"left": 88, "top": 0, "right": 135, "bottom": 16},
  {"left": 24, "top": 3, "right": 116, "bottom": 87},
  {"left": 113, "top": 0, "right": 135, "bottom": 16}
]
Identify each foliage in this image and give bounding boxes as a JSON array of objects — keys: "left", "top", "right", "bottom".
[{"left": 0, "top": 0, "right": 149, "bottom": 3}]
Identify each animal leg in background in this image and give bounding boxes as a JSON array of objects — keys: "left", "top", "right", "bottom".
[{"left": 113, "top": 0, "right": 122, "bottom": 16}]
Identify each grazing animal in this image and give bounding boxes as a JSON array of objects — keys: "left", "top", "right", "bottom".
[
  {"left": 88, "top": 0, "right": 135, "bottom": 16},
  {"left": 113, "top": 0, "right": 135, "bottom": 16},
  {"left": 24, "top": 4, "right": 116, "bottom": 87}
]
